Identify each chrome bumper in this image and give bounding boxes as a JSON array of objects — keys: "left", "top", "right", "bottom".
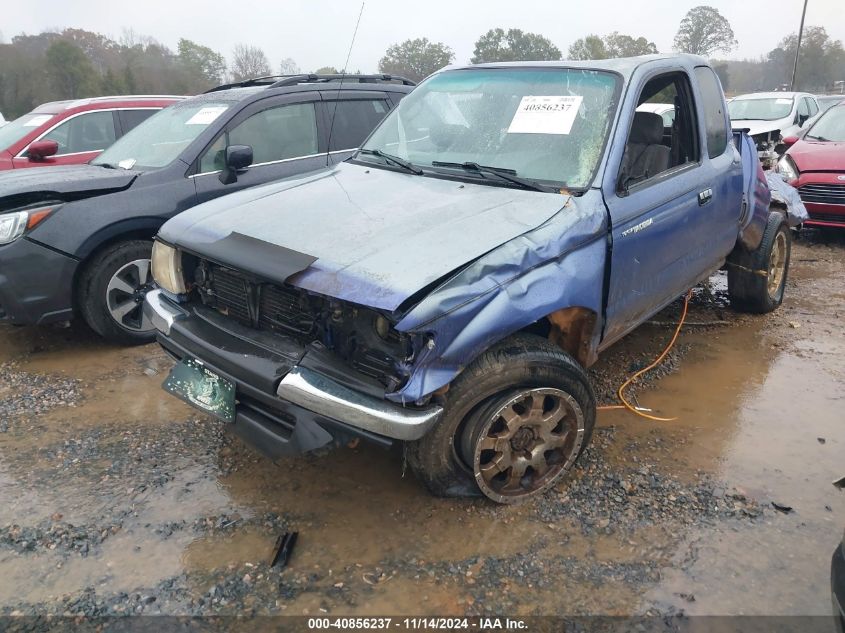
[
  {"left": 143, "top": 288, "right": 187, "bottom": 335},
  {"left": 276, "top": 366, "right": 441, "bottom": 441},
  {"left": 144, "top": 289, "right": 442, "bottom": 441}
]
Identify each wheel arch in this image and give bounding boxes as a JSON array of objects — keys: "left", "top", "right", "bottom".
[{"left": 71, "top": 218, "right": 163, "bottom": 313}]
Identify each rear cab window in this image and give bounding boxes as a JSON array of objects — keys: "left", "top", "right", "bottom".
[{"left": 694, "top": 66, "right": 729, "bottom": 158}]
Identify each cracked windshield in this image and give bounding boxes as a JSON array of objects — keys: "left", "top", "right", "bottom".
[{"left": 362, "top": 68, "right": 618, "bottom": 188}]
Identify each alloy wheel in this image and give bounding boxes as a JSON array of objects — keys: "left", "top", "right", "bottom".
[
  {"left": 105, "top": 258, "right": 155, "bottom": 332},
  {"left": 462, "top": 388, "right": 585, "bottom": 503},
  {"left": 767, "top": 230, "right": 787, "bottom": 297}
]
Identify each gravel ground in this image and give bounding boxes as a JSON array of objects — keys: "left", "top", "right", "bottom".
[{"left": 0, "top": 230, "right": 843, "bottom": 620}]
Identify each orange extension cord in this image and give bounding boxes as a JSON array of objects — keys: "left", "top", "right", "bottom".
[{"left": 597, "top": 289, "right": 693, "bottom": 422}]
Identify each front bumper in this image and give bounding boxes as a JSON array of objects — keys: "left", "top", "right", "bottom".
[
  {"left": 803, "top": 203, "right": 845, "bottom": 228},
  {"left": 834, "top": 542, "right": 845, "bottom": 633},
  {"left": 144, "top": 289, "right": 442, "bottom": 457},
  {"left": 0, "top": 237, "right": 77, "bottom": 325}
]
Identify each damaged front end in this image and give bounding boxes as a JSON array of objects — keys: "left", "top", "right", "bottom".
[
  {"left": 189, "top": 257, "right": 420, "bottom": 393},
  {"left": 751, "top": 129, "right": 782, "bottom": 170}
]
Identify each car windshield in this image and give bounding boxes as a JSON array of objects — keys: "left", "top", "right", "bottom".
[
  {"left": 0, "top": 112, "right": 56, "bottom": 150},
  {"left": 360, "top": 67, "right": 620, "bottom": 189},
  {"left": 92, "top": 102, "right": 230, "bottom": 170},
  {"left": 805, "top": 105, "right": 845, "bottom": 142},
  {"left": 817, "top": 97, "right": 844, "bottom": 114},
  {"left": 728, "top": 97, "right": 794, "bottom": 121}
]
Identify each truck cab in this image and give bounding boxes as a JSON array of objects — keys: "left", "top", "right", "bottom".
[{"left": 146, "top": 55, "right": 787, "bottom": 504}]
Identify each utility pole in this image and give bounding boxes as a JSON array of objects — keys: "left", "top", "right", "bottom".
[{"left": 790, "top": 0, "right": 808, "bottom": 91}]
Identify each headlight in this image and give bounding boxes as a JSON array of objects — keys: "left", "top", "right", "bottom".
[
  {"left": 0, "top": 205, "right": 57, "bottom": 245},
  {"left": 0, "top": 211, "right": 28, "bottom": 245},
  {"left": 151, "top": 241, "right": 187, "bottom": 295},
  {"left": 777, "top": 155, "right": 799, "bottom": 182}
]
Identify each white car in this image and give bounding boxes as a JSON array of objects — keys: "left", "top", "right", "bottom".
[
  {"left": 728, "top": 92, "right": 819, "bottom": 167},
  {"left": 635, "top": 102, "right": 675, "bottom": 127},
  {"left": 0, "top": 112, "right": 7, "bottom": 127}
]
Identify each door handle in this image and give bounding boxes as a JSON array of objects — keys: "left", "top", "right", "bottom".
[{"left": 698, "top": 188, "right": 713, "bottom": 205}]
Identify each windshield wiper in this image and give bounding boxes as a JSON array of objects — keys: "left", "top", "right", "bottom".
[
  {"left": 95, "top": 162, "right": 118, "bottom": 169},
  {"left": 805, "top": 134, "right": 830, "bottom": 141},
  {"left": 358, "top": 149, "right": 423, "bottom": 175},
  {"left": 430, "top": 161, "right": 554, "bottom": 192}
]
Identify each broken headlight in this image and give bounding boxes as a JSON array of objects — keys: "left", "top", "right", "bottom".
[
  {"left": 777, "top": 154, "right": 799, "bottom": 182},
  {"left": 0, "top": 205, "right": 58, "bottom": 245},
  {"left": 151, "top": 241, "right": 187, "bottom": 295}
]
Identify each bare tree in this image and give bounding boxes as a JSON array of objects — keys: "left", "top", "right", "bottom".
[
  {"left": 230, "top": 44, "right": 271, "bottom": 81},
  {"left": 279, "top": 57, "right": 300, "bottom": 75}
]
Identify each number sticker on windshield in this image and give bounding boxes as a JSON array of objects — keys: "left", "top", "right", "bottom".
[
  {"left": 185, "top": 106, "right": 228, "bottom": 126},
  {"left": 507, "top": 96, "right": 583, "bottom": 135}
]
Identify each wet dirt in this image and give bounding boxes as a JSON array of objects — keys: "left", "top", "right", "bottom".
[{"left": 0, "top": 230, "right": 843, "bottom": 617}]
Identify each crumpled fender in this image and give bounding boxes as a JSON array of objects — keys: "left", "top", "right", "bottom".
[
  {"left": 736, "top": 131, "right": 772, "bottom": 252},
  {"left": 388, "top": 190, "right": 608, "bottom": 404},
  {"left": 765, "top": 171, "right": 809, "bottom": 227}
]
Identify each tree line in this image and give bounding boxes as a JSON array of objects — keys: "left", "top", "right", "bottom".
[{"left": 1, "top": 6, "right": 842, "bottom": 118}]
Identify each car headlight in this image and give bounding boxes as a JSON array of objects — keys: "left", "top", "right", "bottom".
[
  {"left": 0, "top": 205, "right": 57, "bottom": 245},
  {"left": 151, "top": 241, "right": 187, "bottom": 295},
  {"left": 777, "top": 154, "right": 799, "bottom": 182}
]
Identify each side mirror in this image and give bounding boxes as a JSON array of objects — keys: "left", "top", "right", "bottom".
[
  {"left": 27, "top": 139, "right": 59, "bottom": 161},
  {"left": 219, "top": 144, "right": 253, "bottom": 184},
  {"left": 782, "top": 135, "right": 799, "bottom": 147},
  {"left": 798, "top": 114, "right": 809, "bottom": 127}
]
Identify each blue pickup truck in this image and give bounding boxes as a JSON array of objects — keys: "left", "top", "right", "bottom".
[{"left": 145, "top": 54, "right": 787, "bottom": 503}]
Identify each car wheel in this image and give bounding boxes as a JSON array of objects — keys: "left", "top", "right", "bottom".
[
  {"left": 728, "top": 211, "right": 791, "bottom": 314},
  {"left": 78, "top": 240, "right": 157, "bottom": 345},
  {"left": 405, "top": 333, "right": 596, "bottom": 503}
]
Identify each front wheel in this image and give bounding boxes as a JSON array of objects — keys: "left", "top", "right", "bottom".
[
  {"left": 78, "top": 240, "right": 157, "bottom": 345},
  {"left": 728, "top": 211, "right": 791, "bottom": 314},
  {"left": 405, "top": 333, "right": 596, "bottom": 504}
]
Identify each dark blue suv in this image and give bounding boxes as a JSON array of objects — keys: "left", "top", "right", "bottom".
[{"left": 0, "top": 74, "right": 413, "bottom": 343}]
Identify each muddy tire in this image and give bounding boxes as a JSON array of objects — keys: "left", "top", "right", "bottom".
[
  {"left": 728, "top": 211, "right": 790, "bottom": 314},
  {"left": 78, "top": 240, "right": 156, "bottom": 345},
  {"left": 405, "top": 333, "right": 595, "bottom": 503}
]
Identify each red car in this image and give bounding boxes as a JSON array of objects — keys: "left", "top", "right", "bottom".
[
  {"left": 778, "top": 100, "right": 845, "bottom": 228},
  {"left": 0, "top": 95, "right": 185, "bottom": 170}
]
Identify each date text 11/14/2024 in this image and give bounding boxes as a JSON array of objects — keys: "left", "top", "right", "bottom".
[{"left": 307, "top": 617, "right": 528, "bottom": 630}]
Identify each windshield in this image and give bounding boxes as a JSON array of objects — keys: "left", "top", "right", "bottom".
[
  {"left": 805, "top": 105, "right": 845, "bottom": 142},
  {"left": 0, "top": 112, "right": 56, "bottom": 150},
  {"left": 728, "top": 97, "right": 793, "bottom": 121},
  {"left": 818, "top": 97, "right": 844, "bottom": 114},
  {"left": 92, "top": 102, "right": 230, "bottom": 170},
  {"left": 360, "top": 67, "right": 620, "bottom": 189}
]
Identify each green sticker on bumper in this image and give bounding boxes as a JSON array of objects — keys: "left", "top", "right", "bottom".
[{"left": 163, "top": 357, "right": 236, "bottom": 422}]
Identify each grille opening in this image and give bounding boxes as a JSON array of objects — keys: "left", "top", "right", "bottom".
[{"left": 194, "top": 261, "right": 409, "bottom": 389}]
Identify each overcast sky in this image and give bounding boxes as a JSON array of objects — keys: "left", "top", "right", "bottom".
[{"left": 1, "top": 0, "right": 840, "bottom": 72}]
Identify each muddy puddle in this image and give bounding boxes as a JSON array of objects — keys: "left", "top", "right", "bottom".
[{"left": 0, "top": 234, "right": 843, "bottom": 617}]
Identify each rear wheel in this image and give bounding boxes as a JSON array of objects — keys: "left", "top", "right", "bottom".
[
  {"left": 78, "top": 240, "right": 157, "bottom": 345},
  {"left": 406, "top": 333, "right": 595, "bottom": 504},
  {"left": 728, "top": 211, "right": 791, "bottom": 314}
]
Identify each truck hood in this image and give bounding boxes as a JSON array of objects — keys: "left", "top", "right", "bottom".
[
  {"left": 787, "top": 140, "right": 845, "bottom": 172},
  {"left": 161, "top": 162, "right": 571, "bottom": 312},
  {"left": 0, "top": 164, "right": 137, "bottom": 208}
]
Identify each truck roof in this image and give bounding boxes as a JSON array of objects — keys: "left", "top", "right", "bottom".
[
  {"left": 444, "top": 54, "right": 708, "bottom": 80},
  {"left": 732, "top": 91, "right": 812, "bottom": 100}
]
